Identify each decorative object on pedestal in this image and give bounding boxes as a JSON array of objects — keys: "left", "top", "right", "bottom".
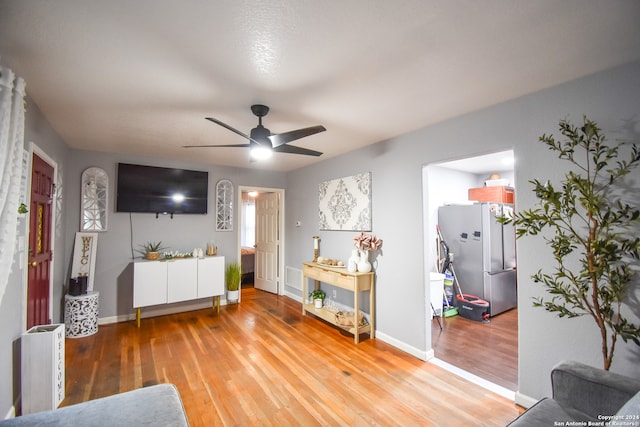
[
  {"left": 309, "top": 289, "right": 326, "bottom": 308},
  {"left": 71, "top": 232, "right": 98, "bottom": 291},
  {"left": 68, "top": 275, "right": 88, "bottom": 296},
  {"left": 352, "top": 232, "right": 383, "bottom": 272},
  {"left": 225, "top": 261, "right": 241, "bottom": 303},
  {"left": 64, "top": 291, "right": 99, "bottom": 338}
]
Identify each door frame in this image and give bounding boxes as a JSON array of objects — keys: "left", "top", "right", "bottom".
[
  {"left": 237, "top": 186, "right": 285, "bottom": 298},
  {"left": 23, "top": 142, "right": 58, "bottom": 329}
]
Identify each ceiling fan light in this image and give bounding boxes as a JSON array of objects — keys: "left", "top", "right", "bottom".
[{"left": 250, "top": 146, "right": 272, "bottom": 160}]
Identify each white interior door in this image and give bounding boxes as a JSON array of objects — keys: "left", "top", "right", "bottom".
[{"left": 254, "top": 192, "right": 279, "bottom": 294}]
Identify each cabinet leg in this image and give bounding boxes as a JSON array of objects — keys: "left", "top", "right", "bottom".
[
  {"left": 136, "top": 308, "right": 141, "bottom": 328},
  {"left": 212, "top": 296, "right": 220, "bottom": 315}
]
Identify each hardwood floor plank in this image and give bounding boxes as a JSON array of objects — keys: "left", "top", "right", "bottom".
[
  {"left": 431, "top": 308, "right": 518, "bottom": 390},
  {"left": 63, "top": 288, "right": 521, "bottom": 426}
]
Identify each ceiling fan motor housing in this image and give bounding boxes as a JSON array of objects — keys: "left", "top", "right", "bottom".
[{"left": 250, "top": 125, "right": 271, "bottom": 145}]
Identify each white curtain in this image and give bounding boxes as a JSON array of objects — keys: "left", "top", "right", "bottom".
[{"left": 0, "top": 65, "right": 26, "bottom": 303}]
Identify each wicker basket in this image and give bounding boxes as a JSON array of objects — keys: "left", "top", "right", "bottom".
[
  {"left": 146, "top": 252, "right": 160, "bottom": 260},
  {"left": 335, "top": 311, "right": 368, "bottom": 328}
]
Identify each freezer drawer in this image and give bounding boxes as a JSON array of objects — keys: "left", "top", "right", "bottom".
[{"left": 483, "top": 269, "right": 517, "bottom": 316}]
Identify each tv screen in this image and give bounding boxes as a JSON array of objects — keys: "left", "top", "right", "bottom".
[{"left": 116, "top": 163, "right": 208, "bottom": 214}]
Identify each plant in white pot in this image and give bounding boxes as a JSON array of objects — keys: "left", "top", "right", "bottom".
[
  {"left": 309, "top": 289, "right": 326, "bottom": 309},
  {"left": 225, "top": 262, "right": 241, "bottom": 303}
]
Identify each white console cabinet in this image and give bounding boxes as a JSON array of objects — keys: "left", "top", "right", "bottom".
[{"left": 133, "top": 256, "right": 225, "bottom": 326}]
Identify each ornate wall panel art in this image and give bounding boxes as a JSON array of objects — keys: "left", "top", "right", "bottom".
[
  {"left": 216, "top": 179, "right": 234, "bottom": 231},
  {"left": 80, "top": 167, "right": 108, "bottom": 232},
  {"left": 319, "top": 172, "right": 371, "bottom": 231}
]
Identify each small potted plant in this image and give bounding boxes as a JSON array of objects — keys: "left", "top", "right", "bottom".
[
  {"left": 225, "top": 262, "right": 242, "bottom": 303},
  {"left": 136, "top": 241, "right": 167, "bottom": 260},
  {"left": 308, "top": 289, "right": 326, "bottom": 309}
]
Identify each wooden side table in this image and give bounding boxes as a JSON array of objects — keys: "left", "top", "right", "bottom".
[
  {"left": 302, "top": 262, "right": 374, "bottom": 344},
  {"left": 64, "top": 291, "right": 99, "bottom": 338}
]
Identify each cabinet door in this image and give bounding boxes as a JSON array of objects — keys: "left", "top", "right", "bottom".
[
  {"left": 197, "top": 256, "right": 225, "bottom": 297},
  {"left": 133, "top": 261, "right": 167, "bottom": 307},
  {"left": 167, "top": 258, "right": 198, "bottom": 303}
]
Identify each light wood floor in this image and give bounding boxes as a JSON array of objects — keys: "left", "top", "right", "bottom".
[
  {"left": 63, "top": 288, "right": 522, "bottom": 426},
  {"left": 431, "top": 308, "right": 518, "bottom": 390}
]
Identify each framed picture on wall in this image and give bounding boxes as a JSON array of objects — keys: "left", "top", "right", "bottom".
[{"left": 319, "top": 172, "right": 371, "bottom": 231}]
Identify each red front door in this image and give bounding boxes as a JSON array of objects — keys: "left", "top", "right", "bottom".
[{"left": 27, "top": 153, "right": 55, "bottom": 329}]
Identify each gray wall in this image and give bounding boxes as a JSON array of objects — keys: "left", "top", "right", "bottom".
[
  {"left": 284, "top": 60, "right": 640, "bottom": 401},
  {"left": 62, "top": 150, "right": 287, "bottom": 320}
]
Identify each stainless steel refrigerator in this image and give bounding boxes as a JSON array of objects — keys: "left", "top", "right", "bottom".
[{"left": 438, "top": 203, "right": 517, "bottom": 316}]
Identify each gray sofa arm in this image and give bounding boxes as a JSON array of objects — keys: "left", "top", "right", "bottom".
[
  {"left": 552, "top": 360, "right": 640, "bottom": 419},
  {"left": 0, "top": 384, "right": 189, "bottom": 426}
]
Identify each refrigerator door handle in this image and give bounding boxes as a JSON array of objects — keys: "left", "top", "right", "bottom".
[{"left": 487, "top": 268, "right": 516, "bottom": 275}]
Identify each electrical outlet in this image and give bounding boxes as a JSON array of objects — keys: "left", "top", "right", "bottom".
[{"left": 332, "top": 290, "right": 337, "bottom": 298}]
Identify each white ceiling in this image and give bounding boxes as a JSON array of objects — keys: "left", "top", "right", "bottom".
[{"left": 1, "top": 1, "right": 639, "bottom": 172}]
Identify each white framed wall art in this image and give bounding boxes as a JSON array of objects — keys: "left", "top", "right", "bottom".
[{"left": 319, "top": 172, "right": 371, "bottom": 231}]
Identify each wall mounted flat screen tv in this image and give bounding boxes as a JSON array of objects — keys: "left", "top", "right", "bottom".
[{"left": 116, "top": 163, "right": 208, "bottom": 214}]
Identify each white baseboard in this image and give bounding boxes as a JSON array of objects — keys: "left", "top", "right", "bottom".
[
  {"left": 97, "top": 300, "right": 223, "bottom": 325},
  {"left": 285, "top": 291, "right": 302, "bottom": 302},
  {"left": 429, "top": 357, "right": 516, "bottom": 401},
  {"left": 514, "top": 391, "right": 538, "bottom": 409},
  {"left": 375, "top": 331, "right": 431, "bottom": 361},
  {"left": 3, "top": 405, "right": 15, "bottom": 420}
]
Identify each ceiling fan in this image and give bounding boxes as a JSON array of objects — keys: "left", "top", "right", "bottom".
[{"left": 184, "top": 104, "right": 326, "bottom": 160}]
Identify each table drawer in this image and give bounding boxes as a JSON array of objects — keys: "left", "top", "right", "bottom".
[{"left": 303, "top": 265, "right": 354, "bottom": 289}]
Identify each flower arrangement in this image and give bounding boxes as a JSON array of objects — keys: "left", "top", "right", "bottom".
[{"left": 353, "top": 232, "right": 383, "bottom": 252}]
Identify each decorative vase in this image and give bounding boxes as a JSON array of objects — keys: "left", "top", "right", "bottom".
[
  {"left": 314, "top": 298, "right": 323, "bottom": 309},
  {"left": 357, "top": 250, "right": 372, "bottom": 273},
  {"left": 347, "top": 249, "right": 359, "bottom": 273}
]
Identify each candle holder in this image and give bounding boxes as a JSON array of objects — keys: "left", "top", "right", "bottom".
[{"left": 312, "top": 235, "right": 320, "bottom": 262}]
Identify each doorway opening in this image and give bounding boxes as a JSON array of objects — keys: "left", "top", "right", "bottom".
[
  {"left": 238, "top": 186, "right": 285, "bottom": 298},
  {"left": 423, "top": 149, "right": 518, "bottom": 394}
]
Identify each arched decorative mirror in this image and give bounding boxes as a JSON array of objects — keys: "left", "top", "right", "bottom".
[
  {"left": 216, "top": 179, "right": 233, "bottom": 231},
  {"left": 81, "top": 167, "right": 108, "bottom": 232}
]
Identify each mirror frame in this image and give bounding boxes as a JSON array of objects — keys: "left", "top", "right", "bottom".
[{"left": 80, "top": 167, "right": 108, "bottom": 232}]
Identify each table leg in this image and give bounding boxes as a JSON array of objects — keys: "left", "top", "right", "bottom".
[
  {"left": 302, "top": 275, "right": 307, "bottom": 315},
  {"left": 136, "top": 307, "right": 141, "bottom": 328},
  {"left": 354, "top": 284, "right": 360, "bottom": 344},
  {"left": 370, "top": 278, "right": 375, "bottom": 339}
]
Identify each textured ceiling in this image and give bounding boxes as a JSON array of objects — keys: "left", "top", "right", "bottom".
[{"left": 1, "top": 1, "right": 640, "bottom": 172}]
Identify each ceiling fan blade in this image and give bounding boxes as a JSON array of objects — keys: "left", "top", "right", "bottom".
[
  {"left": 273, "top": 144, "right": 323, "bottom": 157},
  {"left": 268, "top": 125, "right": 326, "bottom": 147},
  {"left": 205, "top": 117, "right": 252, "bottom": 140},
  {"left": 183, "top": 143, "right": 251, "bottom": 148}
]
